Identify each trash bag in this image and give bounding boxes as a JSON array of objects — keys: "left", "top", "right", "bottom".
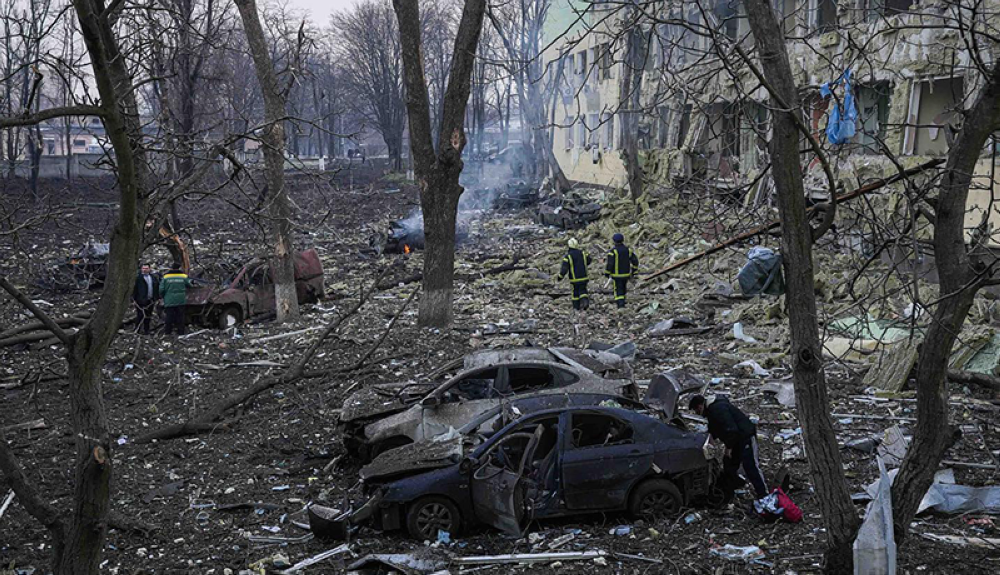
[
  {"left": 737, "top": 247, "right": 785, "bottom": 296},
  {"left": 821, "top": 69, "right": 858, "bottom": 145}
]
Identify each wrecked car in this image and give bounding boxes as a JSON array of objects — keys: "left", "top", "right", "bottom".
[
  {"left": 492, "top": 180, "right": 539, "bottom": 210},
  {"left": 333, "top": 405, "right": 719, "bottom": 540},
  {"left": 185, "top": 249, "right": 325, "bottom": 328},
  {"left": 537, "top": 194, "right": 602, "bottom": 229},
  {"left": 340, "top": 349, "right": 638, "bottom": 460}
]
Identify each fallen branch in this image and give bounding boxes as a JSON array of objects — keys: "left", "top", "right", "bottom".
[
  {"left": 0, "top": 419, "right": 46, "bottom": 433},
  {"left": 250, "top": 326, "right": 325, "bottom": 344},
  {"left": 341, "top": 288, "right": 419, "bottom": 396},
  {"left": 0, "top": 276, "right": 72, "bottom": 346},
  {"left": 0, "top": 312, "right": 90, "bottom": 340},
  {"left": 0, "top": 435, "right": 65, "bottom": 538},
  {"left": 947, "top": 369, "right": 1000, "bottom": 392},
  {"left": 641, "top": 158, "right": 946, "bottom": 284}
]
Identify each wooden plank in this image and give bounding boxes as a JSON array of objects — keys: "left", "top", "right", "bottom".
[
  {"left": 864, "top": 339, "right": 920, "bottom": 392},
  {"left": 452, "top": 551, "right": 605, "bottom": 565},
  {"left": 0, "top": 418, "right": 46, "bottom": 433}
]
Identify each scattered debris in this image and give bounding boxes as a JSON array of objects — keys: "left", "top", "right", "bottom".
[
  {"left": 709, "top": 544, "right": 765, "bottom": 563},
  {"left": 278, "top": 544, "right": 351, "bottom": 574}
]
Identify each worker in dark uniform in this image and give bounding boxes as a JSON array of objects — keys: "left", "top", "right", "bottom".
[
  {"left": 605, "top": 233, "right": 639, "bottom": 308},
  {"left": 557, "top": 238, "right": 591, "bottom": 311},
  {"left": 689, "top": 394, "right": 768, "bottom": 504}
]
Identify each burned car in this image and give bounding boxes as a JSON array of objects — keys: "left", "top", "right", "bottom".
[
  {"left": 492, "top": 180, "right": 539, "bottom": 210},
  {"left": 185, "top": 249, "right": 325, "bottom": 328},
  {"left": 330, "top": 405, "right": 718, "bottom": 540},
  {"left": 537, "top": 194, "right": 602, "bottom": 229},
  {"left": 340, "top": 348, "right": 637, "bottom": 460}
]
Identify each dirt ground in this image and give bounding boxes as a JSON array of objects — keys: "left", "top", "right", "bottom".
[{"left": 1, "top": 166, "right": 998, "bottom": 574}]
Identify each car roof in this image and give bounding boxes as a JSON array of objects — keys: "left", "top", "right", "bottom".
[
  {"left": 457, "top": 393, "right": 636, "bottom": 434},
  {"left": 443, "top": 361, "right": 584, "bottom": 382}
]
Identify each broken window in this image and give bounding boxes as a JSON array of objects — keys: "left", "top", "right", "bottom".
[
  {"left": 863, "top": 0, "right": 915, "bottom": 20},
  {"left": 603, "top": 112, "right": 615, "bottom": 149},
  {"left": 587, "top": 113, "right": 600, "bottom": 148},
  {"left": 855, "top": 82, "right": 891, "bottom": 154},
  {"left": 904, "top": 76, "right": 964, "bottom": 156},
  {"left": 599, "top": 43, "right": 614, "bottom": 80},
  {"left": 657, "top": 106, "right": 672, "bottom": 148},
  {"left": 570, "top": 413, "right": 634, "bottom": 448},
  {"left": 446, "top": 368, "right": 499, "bottom": 402},
  {"left": 772, "top": 0, "right": 797, "bottom": 35},
  {"left": 73, "top": 139, "right": 87, "bottom": 147},
  {"left": 739, "top": 101, "right": 769, "bottom": 168},
  {"left": 810, "top": 0, "right": 837, "bottom": 32},
  {"left": 714, "top": 0, "right": 739, "bottom": 40},
  {"left": 576, "top": 50, "right": 587, "bottom": 76},
  {"left": 564, "top": 116, "right": 574, "bottom": 149},
  {"left": 677, "top": 104, "right": 693, "bottom": 148},
  {"left": 506, "top": 367, "right": 554, "bottom": 394},
  {"left": 577, "top": 120, "right": 587, "bottom": 149}
]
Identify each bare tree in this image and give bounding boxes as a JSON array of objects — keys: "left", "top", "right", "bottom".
[
  {"left": 487, "top": 0, "right": 570, "bottom": 191},
  {"left": 331, "top": 0, "right": 408, "bottom": 170},
  {"left": 234, "top": 0, "right": 300, "bottom": 323},
  {"left": 393, "top": 0, "right": 485, "bottom": 327},
  {"left": 0, "top": 0, "right": 154, "bottom": 571}
]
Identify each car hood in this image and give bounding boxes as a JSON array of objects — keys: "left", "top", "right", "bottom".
[
  {"left": 360, "top": 436, "right": 465, "bottom": 483},
  {"left": 340, "top": 382, "right": 438, "bottom": 423}
]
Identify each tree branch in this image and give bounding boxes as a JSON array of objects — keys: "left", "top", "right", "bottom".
[
  {"left": 0, "top": 275, "right": 72, "bottom": 346},
  {"left": 0, "top": 105, "right": 103, "bottom": 129},
  {"left": 0, "top": 436, "right": 65, "bottom": 539}
]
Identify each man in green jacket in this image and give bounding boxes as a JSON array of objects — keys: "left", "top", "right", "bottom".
[{"left": 160, "top": 267, "right": 193, "bottom": 335}]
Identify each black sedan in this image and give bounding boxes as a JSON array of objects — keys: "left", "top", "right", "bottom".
[{"left": 358, "top": 405, "right": 718, "bottom": 540}]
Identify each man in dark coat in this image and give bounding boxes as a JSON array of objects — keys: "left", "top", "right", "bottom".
[
  {"left": 604, "top": 233, "right": 639, "bottom": 308},
  {"left": 557, "top": 238, "right": 591, "bottom": 310},
  {"left": 689, "top": 394, "right": 768, "bottom": 502},
  {"left": 132, "top": 264, "right": 160, "bottom": 334}
]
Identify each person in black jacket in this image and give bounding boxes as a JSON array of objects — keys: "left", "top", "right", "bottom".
[
  {"left": 132, "top": 264, "right": 160, "bottom": 334},
  {"left": 689, "top": 394, "right": 768, "bottom": 501},
  {"left": 604, "top": 233, "right": 638, "bottom": 308},
  {"left": 557, "top": 238, "right": 591, "bottom": 310}
]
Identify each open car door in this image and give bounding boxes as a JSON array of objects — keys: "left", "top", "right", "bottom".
[{"left": 470, "top": 426, "right": 542, "bottom": 535}]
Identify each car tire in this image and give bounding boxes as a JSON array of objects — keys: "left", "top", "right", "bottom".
[
  {"left": 406, "top": 496, "right": 462, "bottom": 540},
  {"left": 217, "top": 306, "right": 242, "bottom": 330},
  {"left": 629, "top": 478, "right": 683, "bottom": 519},
  {"left": 369, "top": 436, "right": 413, "bottom": 460}
]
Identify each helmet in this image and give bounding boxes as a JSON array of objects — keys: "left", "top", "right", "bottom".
[
  {"left": 567, "top": 238, "right": 579, "bottom": 249},
  {"left": 613, "top": 233, "right": 624, "bottom": 244}
]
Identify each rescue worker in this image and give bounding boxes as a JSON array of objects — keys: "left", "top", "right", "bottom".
[
  {"left": 160, "top": 267, "right": 193, "bottom": 336},
  {"left": 557, "top": 238, "right": 591, "bottom": 310},
  {"left": 689, "top": 394, "right": 768, "bottom": 503},
  {"left": 604, "top": 233, "right": 639, "bottom": 308}
]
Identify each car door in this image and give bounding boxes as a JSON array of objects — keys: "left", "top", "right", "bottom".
[
  {"left": 418, "top": 367, "right": 502, "bottom": 440},
  {"left": 470, "top": 426, "right": 542, "bottom": 535},
  {"left": 248, "top": 265, "right": 275, "bottom": 316},
  {"left": 560, "top": 411, "right": 653, "bottom": 510}
]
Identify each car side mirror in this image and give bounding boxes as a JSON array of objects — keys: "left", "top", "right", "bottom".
[
  {"left": 420, "top": 395, "right": 440, "bottom": 408},
  {"left": 459, "top": 456, "right": 476, "bottom": 475}
]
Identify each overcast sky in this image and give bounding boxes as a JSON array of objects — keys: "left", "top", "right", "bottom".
[{"left": 286, "top": 0, "right": 356, "bottom": 26}]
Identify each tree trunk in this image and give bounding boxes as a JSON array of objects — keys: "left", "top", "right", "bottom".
[
  {"left": 891, "top": 59, "right": 1000, "bottom": 540},
  {"left": 742, "top": 1, "right": 860, "bottom": 571},
  {"left": 619, "top": 20, "right": 643, "bottom": 201},
  {"left": 235, "top": 0, "right": 300, "bottom": 323},
  {"left": 393, "top": 0, "right": 486, "bottom": 328}
]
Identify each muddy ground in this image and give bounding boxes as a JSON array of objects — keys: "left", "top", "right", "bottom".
[{"left": 1, "top": 166, "right": 998, "bottom": 574}]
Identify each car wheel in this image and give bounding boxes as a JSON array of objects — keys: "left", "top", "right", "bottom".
[
  {"left": 369, "top": 436, "right": 413, "bottom": 460},
  {"left": 406, "top": 496, "right": 462, "bottom": 540},
  {"left": 217, "top": 306, "right": 242, "bottom": 330},
  {"left": 629, "top": 478, "right": 683, "bottom": 519}
]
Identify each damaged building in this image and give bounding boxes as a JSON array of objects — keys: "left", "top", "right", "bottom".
[{"left": 543, "top": 0, "right": 999, "bottom": 237}]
